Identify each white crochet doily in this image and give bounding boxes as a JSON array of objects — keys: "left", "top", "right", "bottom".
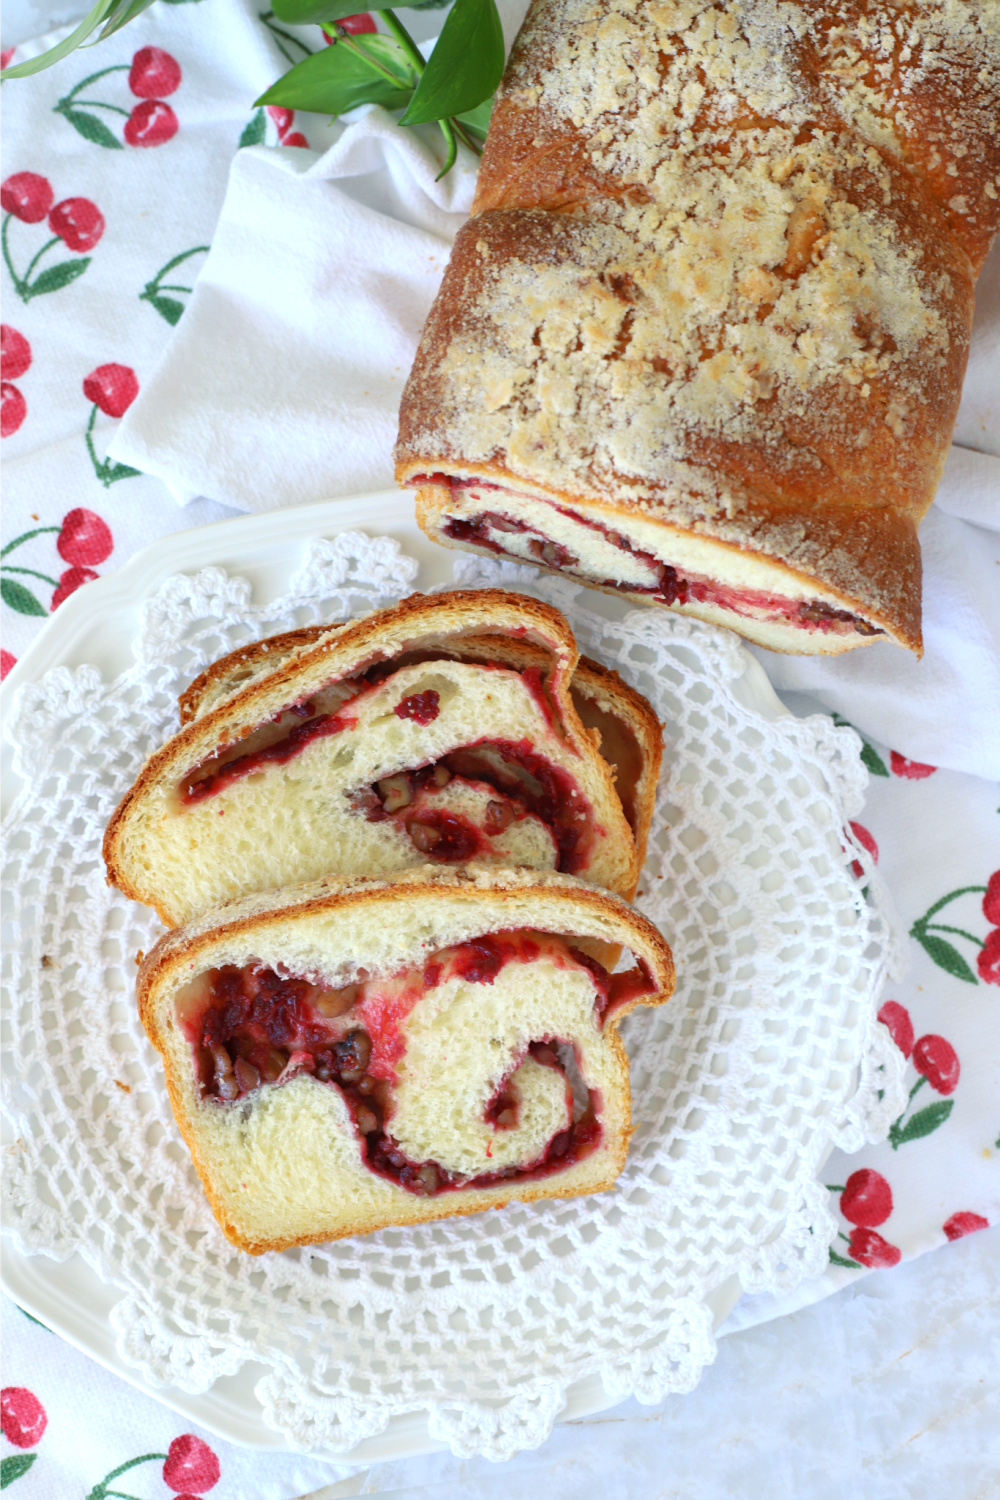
[{"left": 1, "top": 532, "right": 906, "bottom": 1461}]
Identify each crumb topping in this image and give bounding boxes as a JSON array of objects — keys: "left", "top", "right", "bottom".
[{"left": 399, "top": 0, "right": 996, "bottom": 544}]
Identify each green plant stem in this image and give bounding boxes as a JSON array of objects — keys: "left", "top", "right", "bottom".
[
  {"left": 376, "top": 8, "right": 426, "bottom": 75},
  {"left": 259, "top": 10, "right": 314, "bottom": 63},
  {"left": 1, "top": 565, "right": 59, "bottom": 585},
  {"left": 323, "top": 22, "right": 417, "bottom": 89},
  {"left": 450, "top": 116, "right": 483, "bottom": 155},
  {"left": 1, "top": 526, "right": 60, "bottom": 557},
  {"left": 435, "top": 113, "right": 457, "bottom": 177}
]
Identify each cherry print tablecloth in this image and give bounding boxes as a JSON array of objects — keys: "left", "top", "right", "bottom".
[{"left": 2, "top": 1, "right": 998, "bottom": 1496}]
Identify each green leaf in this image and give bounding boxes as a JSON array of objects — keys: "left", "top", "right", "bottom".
[
  {"left": 1, "top": 1453, "right": 37, "bottom": 1487},
  {"left": 409, "top": 0, "right": 453, "bottom": 7},
  {"left": 98, "top": 0, "right": 158, "bottom": 38},
  {"left": 890, "top": 1098, "right": 954, "bottom": 1149},
  {"left": 240, "top": 107, "right": 268, "bottom": 147},
  {"left": 828, "top": 1248, "right": 860, "bottom": 1269},
  {"left": 458, "top": 94, "right": 492, "bottom": 135},
  {"left": 912, "top": 928, "right": 978, "bottom": 984},
  {"left": 400, "top": 0, "right": 504, "bottom": 125},
  {"left": 1, "top": 0, "right": 115, "bottom": 78},
  {"left": 256, "top": 37, "right": 414, "bottom": 115},
  {"left": 272, "top": 0, "right": 381, "bottom": 23},
  {"left": 147, "top": 293, "right": 185, "bottom": 325},
  {"left": 1, "top": 577, "right": 47, "bottom": 615},
  {"left": 60, "top": 106, "right": 124, "bottom": 149},
  {"left": 25, "top": 258, "right": 91, "bottom": 299}
]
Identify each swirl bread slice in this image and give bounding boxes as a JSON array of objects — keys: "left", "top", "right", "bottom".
[
  {"left": 104, "top": 590, "right": 661, "bottom": 927},
  {"left": 137, "top": 865, "right": 675, "bottom": 1253}
]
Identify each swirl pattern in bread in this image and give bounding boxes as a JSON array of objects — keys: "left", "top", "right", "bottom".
[{"left": 137, "top": 866, "right": 676, "bottom": 1252}]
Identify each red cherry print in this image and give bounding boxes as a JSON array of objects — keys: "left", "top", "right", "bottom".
[
  {"left": 267, "top": 105, "right": 294, "bottom": 136},
  {"left": 283, "top": 131, "right": 309, "bottom": 147},
  {"left": 0, "top": 649, "right": 16, "bottom": 680},
  {"left": 983, "top": 870, "right": 1000, "bottom": 927},
  {"left": 848, "top": 820, "right": 878, "bottom": 878},
  {"left": 128, "top": 46, "right": 182, "bottom": 98},
  {"left": 1, "top": 48, "right": 16, "bottom": 69},
  {"left": 58, "top": 508, "right": 113, "bottom": 566},
  {"left": 48, "top": 197, "right": 104, "bottom": 253},
  {"left": 52, "top": 566, "right": 99, "bottom": 609},
  {"left": 977, "top": 927, "right": 1000, "bottom": 986},
  {"left": 889, "top": 750, "right": 936, "bottom": 779},
  {"left": 1, "top": 172, "right": 54, "bottom": 224},
  {"left": 83, "top": 363, "right": 139, "bottom": 418},
  {"left": 1, "top": 381, "right": 26, "bottom": 437},
  {"left": 848, "top": 1227, "right": 902, "bottom": 1268},
  {"left": 1, "top": 325, "right": 31, "bottom": 380},
  {"left": 839, "top": 1168, "right": 893, "bottom": 1228},
  {"left": 162, "top": 1434, "right": 221, "bottom": 1493},
  {"left": 0, "top": 1386, "right": 47, "bottom": 1448},
  {"left": 912, "top": 1034, "right": 960, "bottom": 1095},
  {"left": 877, "top": 1000, "right": 914, "bottom": 1060},
  {"left": 943, "top": 1211, "right": 989, "bottom": 1241},
  {"left": 124, "top": 100, "right": 179, "bottom": 148},
  {"left": 336, "top": 12, "right": 377, "bottom": 33}
]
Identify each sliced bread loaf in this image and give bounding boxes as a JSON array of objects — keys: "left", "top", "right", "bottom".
[
  {"left": 105, "top": 590, "right": 662, "bottom": 926},
  {"left": 137, "top": 865, "right": 675, "bottom": 1252}
]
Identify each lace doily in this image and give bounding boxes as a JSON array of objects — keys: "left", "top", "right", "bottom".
[{"left": 1, "top": 532, "right": 906, "bottom": 1461}]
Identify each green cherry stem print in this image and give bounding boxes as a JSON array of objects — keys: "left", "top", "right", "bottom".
[
  {"left": 1, "top": 173, "right": 104, "bottom": 302},
  {"left": 54, "top": 48, "right": 181, "bottom": 149},
  {"left": 910, "top": 880, "right": 996, "bottom": 984},
  {"left": 85, "top": 1433, "right": 220, "bottom": 1500},
  {"left": 1, "top": 508, "right": 114, "bottom": 614},
  {"left": 83, "top": 364, "right": 141, "bottom": 486},
  {"left": 139, "top": 245, "right": 209, "bottom": 325}
]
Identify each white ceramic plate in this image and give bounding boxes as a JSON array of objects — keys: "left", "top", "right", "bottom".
[{"left": 0, "top": 488, "right": 809, "bottom": 1460}]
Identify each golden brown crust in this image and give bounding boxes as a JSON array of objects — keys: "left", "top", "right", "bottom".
[
  {"left": 137, "top": 867, "right": 673, "bottom": 1253},
  {"left": 176, "top": 620, "right": 663, "bottom": 865},
  {"left": 105, "top": 590, "right": 646, "bottom": 923},
  {"left": 395, "top": 0, "right": 1000, "bottom": 655}
]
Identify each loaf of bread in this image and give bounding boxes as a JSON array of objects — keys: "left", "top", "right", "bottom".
[
  {"left": 395, "top": 0, "right": 1000, "bottom": 656},
  {"left": 136, "top": 865, "right": 676, "bottom": 1253},
  {"left": 105, "top": 590, "right": 662, "bottom": 926}
]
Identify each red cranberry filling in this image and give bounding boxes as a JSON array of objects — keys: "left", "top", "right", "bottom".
[
  {"left": 394, "top": 689, "right": 440, "bottom": 724},
  {"left": 443, "top": 503, "right": 882, "bottom": 634},
  {"left": 181, "top": 936, "right": 641, "bottom": 1194},
  {"left": 357, "top": 739, "right": 594, "bottom": 874},
  {"left": 182, "top": 703, "right": 357, "bottom": 804}
]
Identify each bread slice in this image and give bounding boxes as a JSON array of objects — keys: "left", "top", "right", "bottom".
[
  {"left": 104, "top": 590, "right": 662, "bottom": 927},
  {"left": 137, "top": 865, "right": 675, "bottom": 1253}
]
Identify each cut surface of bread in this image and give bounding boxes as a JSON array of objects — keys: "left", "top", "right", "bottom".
[
  {"left": 105, "top": 590, "right": 661, "bottom": 926},
  {"left": 137, "top": 865, "right": 676, "bottom": 1253},
  {"left": 395, "top": 0, "right": 1000, "bottom": 656}
]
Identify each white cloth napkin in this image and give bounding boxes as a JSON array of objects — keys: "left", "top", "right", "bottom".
[
  {"left": 109, "top": 133, "right": 1000, "bottom": 778},
  {"left": 109, "top": 121, "right": 478, "bottom": 507}
]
